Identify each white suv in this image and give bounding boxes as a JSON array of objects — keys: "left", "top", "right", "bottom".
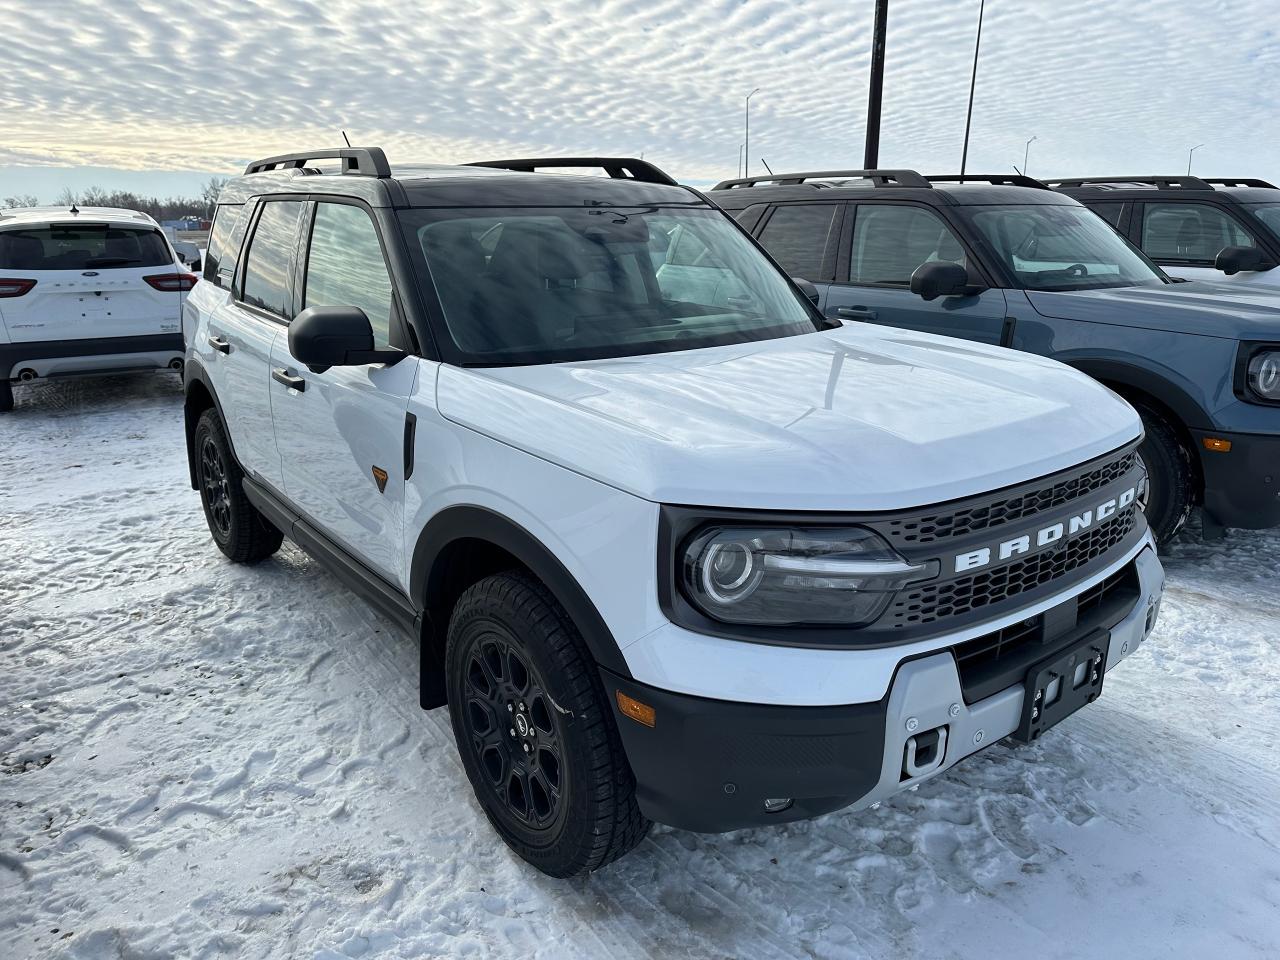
[
  {"left": 183, "top": 148, "right": 1165, "bottom": 877},
  {"left": 0, "top": 205, "right": 195, "bottom": 411}
]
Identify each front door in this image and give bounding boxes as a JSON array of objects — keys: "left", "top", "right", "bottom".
[
  {"left": 269, "top": 200, "right": 417, "bottom": 586},
  {"left": 824, "top": 202, "right": 1008, "bottom": 345},
  {"left": 1136, "top": 200, "right": 1262, "bottom": 282}
]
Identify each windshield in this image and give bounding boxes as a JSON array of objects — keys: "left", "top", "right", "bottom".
[
  {"left": 962, "top": 204, "right": 1166, "bottom": 291},
  {"left": 400, "top": 206, "right": 826, "bottom": 364},
  {"left": 0, "top": 224, "right": 172, "bottom": 270},
  {"left": 1245, "top": 203, "right": 1280, "bottom": 235}
]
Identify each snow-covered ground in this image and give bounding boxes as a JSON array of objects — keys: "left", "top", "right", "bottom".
[{"left": 2, "top": 374, "right": 1279, "bottom": 960}]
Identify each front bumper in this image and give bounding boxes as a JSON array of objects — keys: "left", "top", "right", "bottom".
[
  {"left": 607, "top": 545, "right": 1164, "bottom": 833},
  {"left": 1194, "top": 429, "right": 1280, "bottom": 530}
]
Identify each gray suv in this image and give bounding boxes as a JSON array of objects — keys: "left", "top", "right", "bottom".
[{"left": 711, "top": 169, "right": 1280, "bottom": 543}]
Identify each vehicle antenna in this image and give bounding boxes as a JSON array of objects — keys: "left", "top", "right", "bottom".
[{"left": 341, "top": 130, "right": 353, "bottom": 147}]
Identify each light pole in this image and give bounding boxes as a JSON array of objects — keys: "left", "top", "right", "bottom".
[
  {"left": 1023, "top": 135, "right": 1038, "bottom": 175},
  {"left": 863, "top": 0, "right": 889, "bottom": 168},
  {"left": 1187, "top": 143, "right": 1204, "bottom": 175},
  {"left": 738, "top": 143, "right": 744, "bottom": 179},
  {"left": 959, "top": 0, "right": 986, "bottom": 178},
  {"left": 744, "top": 88, "right": 760, "bottom": 179}
]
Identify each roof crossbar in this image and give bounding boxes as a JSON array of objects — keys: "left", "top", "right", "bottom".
[
  {"left": 465, "top": 157, "right": 678, "bottom": 186},
  {"left": 245, "top": 147, "right": 392, "bottom": 178},
  {"left": 1201, "top": 177, "right": 1278, "bottom": 189},
  {"left": 1047, "top": 175, "right": 1214, "bottom": 190},
  {"left": 712, "top": 169, "right": 931, "bottom": 190},
  {"left": 926, "top": 173, "right": 1051, "bottom": 190}
]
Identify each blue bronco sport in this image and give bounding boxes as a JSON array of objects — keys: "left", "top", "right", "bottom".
[{"left": 711, "top": 169, "right": 1280, "bottom": 543}]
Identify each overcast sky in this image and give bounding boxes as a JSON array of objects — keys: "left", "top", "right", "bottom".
[{"left": 3, "top": 0, "right": 1278, "bottom": 200}]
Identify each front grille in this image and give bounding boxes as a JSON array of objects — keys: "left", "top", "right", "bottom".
[
  {"left": 883, "top": 452, "right": 1136, "bottom": 546},
  {"left": 886, "top": 507, "right": 1136, "bottom": 628}
]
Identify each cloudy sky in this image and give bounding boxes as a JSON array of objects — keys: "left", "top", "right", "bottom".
[{"left": 3, "top": 0, "right": 1278, "bottom": 200}]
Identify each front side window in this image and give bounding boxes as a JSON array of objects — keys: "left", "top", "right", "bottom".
[
  {"left": 240, "top": 201, "right": 302, "bottom": 317},
  {"left": 304, "top": 203, "right": 395, "bottom": 346},
  {"left": 1244, "top": 202, "right": 1280, "bottom": 237},
  {"left": 756, "top": 204, "right": 838, "bottom": 279},
  {"left": 401, "top": 205, "right": 825, "bottom": 364},
  {"left": 1141, "top": 202, "right": 1255, "bottom": 263},
  {"left": 847, "top": 204, "right": 967, "bottom": 285},
  {"left": 0, "top": 224, "right": 171, "bottom": 271},
  {"left": 964, "top": 203, "right": 1165, "bottom": 291}
]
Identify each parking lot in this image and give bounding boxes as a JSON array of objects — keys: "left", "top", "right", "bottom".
[{"left": 2, "top": 373, "right": 1279, "bottom": 960}]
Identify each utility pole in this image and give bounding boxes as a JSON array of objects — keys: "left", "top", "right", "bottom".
[
  {"left": 1187, "top": 143, "right": 1204, "bottom": 175},
  {"left": 959, "top": 0, "right": 985, "bottom": 178},
  {"left": 1023, "top": 135, "right": 1038, "bottom": 175},
  {"left": 744, "top": 89, "right": 761, "bottom": 178},
  {"left": 863, "top": 0, "right": 888, "bottom": 168}
]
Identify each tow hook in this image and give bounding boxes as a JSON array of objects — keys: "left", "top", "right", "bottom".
[{"left": 902, "top": 725, "right": 948, "bottom": 780}]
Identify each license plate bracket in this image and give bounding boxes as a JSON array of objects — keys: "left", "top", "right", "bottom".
[{"left": 1013, "top": 629, "right": 1110, "bottom": 743}]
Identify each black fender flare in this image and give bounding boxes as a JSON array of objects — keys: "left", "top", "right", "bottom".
[
  {"left": 1064, "top": 357, "right": 1213, "bottom": 432},
  {"left": 182, "top": 358, "right": 235, "bottom": 488},
  {"left": 410, "top": 505, "right": 632, "bottom": 679}
]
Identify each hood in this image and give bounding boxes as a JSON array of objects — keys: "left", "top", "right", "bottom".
[
  {"left": 1025, "top": 282, "right": 1280, "bottom": 339},
  {"left": 437, "top": 327, "right": 1141, "bottom": 511}
]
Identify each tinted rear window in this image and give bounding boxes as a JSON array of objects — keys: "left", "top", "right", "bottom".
[{"left": 0, "top": 224, "right": 172, "bottom": 271}]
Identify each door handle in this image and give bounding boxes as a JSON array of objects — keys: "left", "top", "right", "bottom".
[
  {"left": 836, "top": 306, "right": 878, "bottom": 321},
  {"left": 272, "top": 368, "right": 306, "bottom": 392},
  {"left": 207, "top": 335, "right": 231, "bottom": 354}
]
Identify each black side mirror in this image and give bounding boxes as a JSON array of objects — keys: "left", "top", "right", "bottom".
[
  {"left": 289, "top": 305, "right": 403, "bottom": 374},
  {"left": 791, "top": 277, "right": 821, "bottom": 306},
  {"left": 1215, "top": 245, "right": 1266, "bottom": 275},
  {"left": 910, "top": 261, "right": 981, "bottom": 301}
]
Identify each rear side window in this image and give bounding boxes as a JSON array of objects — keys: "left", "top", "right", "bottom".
[
  {"left": 0, "top": 224, "right": 171, "bottom": 270},
  {"left": 1141, "top": 202, "right": 1255, "bottom": 263},
  {"left": 204, "top": 203, "right": 247, "bottom": 286},
  {"left": 303, "top": 203, "right": 395, "bottom": 346},
  {"left": 239, "top": 201, "right": 303, "bottom": 318},
  {"left": 1087, "top": 201, "right": 1125, "bottom": 228},
  {"left": 847, "top": 204, "right": 966, "bottom": 285},
  {"left": 756, "top": 204, "right": 837, "bottom": 279}
]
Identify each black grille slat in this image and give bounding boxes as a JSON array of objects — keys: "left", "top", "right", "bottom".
[
  {"left": 885, "top": 452, "right": 1136, "bottom": 545},
  {"left": 888, "top": 508, "right": 1136, "bottom": 628}
]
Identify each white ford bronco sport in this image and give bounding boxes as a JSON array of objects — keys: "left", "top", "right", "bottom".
[
  {"left": 0, "top": 205, "right": 194, "bottom": 412},
  {"left": 183, "top": 148, "right": 1165, "bottom": 877}
]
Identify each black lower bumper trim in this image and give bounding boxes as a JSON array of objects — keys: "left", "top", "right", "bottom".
[
  {"left": 1, "top": 334, "right": 184, "bottom": 379},
  {"left": 1195, "top": 429, "right": 1280, "bottom": 530},
  {"left": 604, "top": 670, "right": 887, "bottom": 833}
]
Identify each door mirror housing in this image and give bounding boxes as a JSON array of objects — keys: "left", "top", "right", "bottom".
[
  {"left": 1215, "top": 245, "right": 1267, "bottom": 275},
  {"left": 910, "top": 261, "right": 983, "bottom": 301},
  {"left": 288, "top": 305, "right": 403, "bottom": 374},
  {"left": 791, "top": 277, "right": 821, "bottom": 306}
]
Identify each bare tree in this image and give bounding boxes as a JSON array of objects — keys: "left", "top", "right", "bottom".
[{"left": 3, "top": 194, "right": 39, "bottom": 208}]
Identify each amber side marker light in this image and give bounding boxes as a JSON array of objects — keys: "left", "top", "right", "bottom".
[
  {"left": 616, "top": 691, "right": 656, "bottom": 728},
  {"left": 1202, "top": 437, "right": 1233, "bottom": 453}
]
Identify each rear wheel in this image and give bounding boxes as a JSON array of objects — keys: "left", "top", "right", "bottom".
[
  {"left": 1134, "top": 401, "right": 1194, "bottom": 544},
  {"left": 446, "top": 571, "right": 649, "bottom": 877},
  {"left": 194, "top": 408, "right": 283, "bottom": 563},
  {"left": 0, "top": 381, "right": 12, "bottom": 413}
]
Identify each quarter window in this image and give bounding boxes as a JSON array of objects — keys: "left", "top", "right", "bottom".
[
  {"left": 204, "top": 203, "right": 247, "bottom": 286},
  {"left": 240, "top": 201, "right": 302, "bottom": 317},
  {"left": 1141, "top": 202, "right": 1255, "bottom": 263},
  {"left": 756, "top": 204, "right": 837, "bottom": 279},
  {"left": 304, "top": 203, "right": 395, "bottom": 346},
  {"left": 848, "top": 205, "right": 967, "bottom": 285}
]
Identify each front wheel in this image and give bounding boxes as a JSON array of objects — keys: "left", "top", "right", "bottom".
[
  {"left": 1134, "top": 402, "right": 1194, "bottom": 544},
  {"left": 446, "top": 571, "right": 650, "bottom": 877},
  {"left": 193, "top": 408, "right": 283, "bottom": 563}
]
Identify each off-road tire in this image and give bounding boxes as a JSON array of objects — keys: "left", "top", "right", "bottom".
[
  {"left": 0, "top": 381, "right": 13, "bottom": 413},
  {"left": 1134, "top": 401, "right": 1194, "bottom": 544},
  {"left": 446, "top": 571, "right": 650, "bottom": 877},
  {"left": 194, "top": 408, "right": 283, "bottom": 563}
]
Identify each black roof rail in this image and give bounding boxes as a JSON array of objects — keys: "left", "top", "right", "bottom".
[
  {"left": 244, "top": 147, "right": 391, "bottom": 178},
  {"left": 926, "top": 173, "right": 1051, "bottom": 190},
  {"left": 1047, "top": 175, "right": 1213, "bottom": 190},
  {"left": 1201, "top": 177, "right": 1278, "bottom": 189},
  {"left": 465, "top": 157, "right": 678, "bottom": 186},
  {"left": 711, "top": 169, "right": 931, "bottom": 190}
]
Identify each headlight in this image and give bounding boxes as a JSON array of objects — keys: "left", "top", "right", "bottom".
[
  {"left": 681, "top": 526, "right": 936, "bottom": 626},
  {"left": 1248, "top": 349, "right": 1280, "bottom": 401}
]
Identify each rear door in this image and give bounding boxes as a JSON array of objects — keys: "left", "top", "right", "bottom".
[
  {"left": 0, "top": 220, "right": 188, "bottom": 342},
  {"left": 824, "top": 202, "right": 1008, "bottom": 344},
  {"left": 269, "top": 199, "right": 417, "bottom": 584}
]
